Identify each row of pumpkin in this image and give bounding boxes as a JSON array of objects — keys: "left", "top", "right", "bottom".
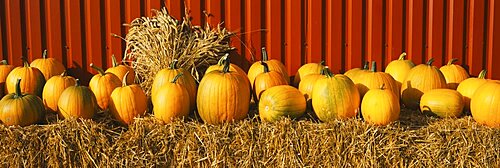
[{"left": 0, "top": 48, "right": 498, "bottom": 127}]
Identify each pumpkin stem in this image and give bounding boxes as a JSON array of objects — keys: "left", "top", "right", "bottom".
[
  {"left": 362, "top": 61, "right": 369, "bottom": 70},
  {"left": 324, "top": 67, "right": 334, "bottom": 78},
  {"left": 447, "top": 58, "right": 459, "bottom": 65},
  {"left": 370, "top": 61, "right": 376, "bottom": 72},
  {"left": 320, "top": 66, "right": 328, "bottom": 75},
  {"left": 261, "top": 47, "right": 269, "bottom": 61},
  {"left": 14, "top": 78, "right": 22, "bottom": 98},
  {"left": 379, "top": 83, "right": 386, "bottom": 90},
  {"left": 261, "top": 61, "right": 270, "bottom": 73},
  {"left": 478, "top": 70, "right": 487, "bottom": 79},
  {"left": 217, "top": 54, "right": 229, "bottom": 66},
  {"left": 90, "top": 63, "right": 106, "bottom": 76},
  {"left": 426, "top": 58, "right": 435, "bottom": 66},
  {"left": 169, "top": 59, "right": 178, "bottom": 69},
  {"left": 223, "top": 56, "right": 231, "bottom": 73},
  {"left": 0, "top": 60, "right": 7, "bottom": 65},
  {"left": 320, "top": 60, "right": 325, "bottom": 66},
  {"left": 122, "top": 71, "right": 130, "bottom": 87},
  {"left": 60, "top": 70, "right": 67, "bottom": 77},
  {"left": 75, "top": 79, "right": 81, "bottom": 86},
  {"left": 398, "top": 52, "right": 407, "bottom": 60},
  {"left": 22, "top": 58, "right": 29, "bottom": 67},
  {"left": 171, "top": 73, "right": 184, "bottom": 83},
  {"left": 111, "top": 54, "right": 119, "bottom": 67},
  {"left": 42, "top": 50, "right": 48, "bottom": 59}
]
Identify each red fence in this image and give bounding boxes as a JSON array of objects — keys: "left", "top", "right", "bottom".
[{"left": 1, "top": 0, "right": 499, "bottom": 83}]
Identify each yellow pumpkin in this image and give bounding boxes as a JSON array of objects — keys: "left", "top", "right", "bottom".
[
  {"left": 470, "top": 81, "right": 500, "bottom": 127},
  {"left": 151, "top": 60, "right": 197, "bottom": 110},
  {"left": 439, "top": 58, "right": 470, "bottom": 89},
  {"left": 109, "top": 72, "right": 147, "bottom": 125},
  {"left": 0, "top": 60, "right": 14, "bottom": 97},
  {"left": 253, "top": 62, "right": 288, "bottom": 101},
  {"left": 293, "top": 60, "right": 325, "bottom": 87},
  {"left": 344, "top": 61, "right": 370, "bottom": 84},
  {"left": 0, "top": 79, "right": 44, "bottom": 126},
  {"left": 247, "top": 47, "right": 289, "bottom": 88},
  {"left": 298, "top": 67, "right": 328, "bottom": 101},
  {"left": 385, "top": 52, "right": 415, "bottom": 88},
  {"left": 361, "top": 84, "right": 400, "bottom": 125},
  {"left": 105, "top": 55, "right": 135, "bottom": 85},
  {"left": 356, "top": 61, "right": 399, "bottom": 99},
  {"left": 153, "top": 73, "right": 190, "bottom": 123},
  {"left": 42, "top": 71, "right": 77, "bottom": 113},
  {"left": 420, "top": 89, "right": 464, "bottom": 118},
  {"left": 258, "top": 85, "right": 306, "bottom": 122},
  {"left": 457, "top": 70, "right": 489, "bottom": 111},
  {"left": 6, "top": 60, "right": 46, "bottom": 97},
  {"left": 58, "top": 79, "right": 98, "bottom": 119},
  {"left": 30, "top": 50, "right": 66, "bottom": 80},
  {"left": 89, "top": 63, "right": 121, "bottom": 110}
]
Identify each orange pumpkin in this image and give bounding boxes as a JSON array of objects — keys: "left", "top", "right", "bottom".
[
  {"left": 344, "top": 61, "right": 370, "bottom": 83},
  {"left": 6, "top": 60, "right": 46, "bottom": 97},
  {"left": 42, "top": 71, "right": 77, "bottom": 113},
  {"left": 356, "top": 61, "right": 399, "bottom": 99},
  {"left": 385, "top": 52, "right": 415, "bottom": 88},
  {"left": 361, "top": 84, "right": 400, "bottom": 125},
  {"left": 0, "top": 60, "right": 14, "bottom": 97},
  {"left": 293, "top": 60, "right": 325, "bottom": 87},
  {"left": 247, "top": 47, "right": 289, "bottom": 88},
  {"left": 253, "top": 62, "right": 288, "bottom": 101},
  {"left": 470, "top": 81, "right": 500, "bottom": 127},
  {"left": 89, "top": 63, "right": 121, "bottom": 110},
  {"left": 0, "top": 79, "right": 44, "bottom": 126},
  {"left": 153, "top": 73, "right": 191, "bottom": 123},
  {"left": 30, "top": 50, "right": 66, "bottom": 80},
  {"left": 151, "top": 60, "right": 197, "bottom": 110},
  {"left": 298, "top": 67, "right": 328, "bottom": 101},
  {"left": 105, "top": 55, "right": 135, "bottom": 85},
  {"left": 109, "top": 72, "right": 147, "bottom": 125},
  {"left": 420, "top": 89, "right": 464, "bottom": 118},
  {"left": 259, "top": 85, "right": 306, "bottom": 122},
  {"left": 439, "top": 58, "right": 470, "bottom": 89},
  {"left": 58, "top": 79, "right": 98, "bottom": 119},
  {"left": 457, "top": 70, "right": 489, "bottom": 111}
]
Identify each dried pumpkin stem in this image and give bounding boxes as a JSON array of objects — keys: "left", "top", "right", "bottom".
[
  {"left": 169, "top": 59, "right": 179, "bottom": 69},
  {"left": 223, "top": 56, "right": 231, "bottom": 73},
  {"left": 217, "top": 54, "right": 229, "bottom": 66},
  {"left": 171, "top": 73, "right": 184, "bottom": 83},
  {"left": 42, "top": 50, "right": 48, "bottom": 59},
  {"left": 398, "top": 52, "right": 407, "bottom": 60},
  {"left": 379, "top": 83, "right": 386, "bottom": 90},
  {"left": 15, "top": 78, "right": 22, "bottom": 98},
  {"left": 60, "top": 70, "right": 67, "bottom": 77},
  {"left": 90, "top": 63, "right": 106, "bottom": 76},
  {"left": 261, "top": 61, "right": 270, "bottom": 73},
  {"left": 478, "top": 70, "right": 487, "bottom": 79},
  {"left": 447, "top": 58, "right": 459, "bottom": 65},
  {"left": 324, "top": 67, "right": 334, "bottom": 78},
  {"left": 112, "top": 55, "right": 120, "bottom": 67},
  {"left": 261, "top": 47, "right": 269, "bottom": 61},
  {"left": 0, "top": 60, "right": 7, "bottom": 65},
  {"left": 122, "top": 71, "right": 130, "bottom": 87},
  {"left": 320, "top": 66, "right": 328, "bottom": 75},
  {"left": 23, "top": 58, "right": 29, "bottom": 67},
  {"left": 320, "top": 60, "right": 325, "bottom": 66},
  {"left": 75, "top": 79, "right": 81, "bottom": 86},
  {"left": 363, "top": 61, "right": 369, "bottom": 70},
  {"left": 426, "top": 58, "right": 435, "bottom": 66},
  {"left": 370, "top": 61, "right": 377, "bottom": 72}
]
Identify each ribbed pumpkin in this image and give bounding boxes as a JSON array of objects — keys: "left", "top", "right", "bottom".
[
  {"left": 385, "top": 52, "right": 415, "bottom": 88},
  {"left": 293, "top": 60, "right": 325, "bottom": 87},
  {"left": 470, "top": 81, "right": 500, "bottom": 127},
  {"left": 42, "top": 71, "right": 77, "bottom": 113},
  {"left": 6, "top": 59, "right": 46, "bottom": 97},
  {"left": 298, "top": 67, "right": 328, "bottom": 101},
  {"left": 457, "top": 70, "right": 489, "bottom": 111},
  {"left": 58, "top": 79, "right": 97, "bottom": 119},
  {"left": 420, "top": 89, "right": 464, "bottom": 118},
  {"left": 197, "top": 57, "right": 251, "bottom": 124},
  {"left": 312, "top": 68, "right": 360, "bottom": 121},
  {"left": 0, "top": 60, "right": 14, "bottom": 97},
  {"left": 89, "top": 63, "right": 121, "bottom": 110},
  {"left": 401, "top": 58, "right": 447, "bottom": 109},
  {"left": 247, "top": 47, "right": 289, "bottom": 88},
  {"left": 356, "top": 61, "right": 399, "bottom": 99},
  {"left": 105, "top": 55, "right": 135, "bottom": 85},
  {"left": 30, "top": 50, "right": 66, "bottom": 80},
  {"left": 259, "top": 85, "right": 306, "bottom": 122},
  {"left": 253, "top": 62, "right": 288, "bottom": 101},
  {"left": 361, "top": 84, "right": 400, "bottom": 125},
  {"left": 439, "top": 58, "right": 470, "bottom": 89},
  {"left": 109, "top": 72, "right": 147, "bottom": 125},
  {"left": 153, "top": 73, "right": 190, "bottom": 123},
  {"left": 0, "top": 79, "right": 44, "bottom": 126},
  {"left": 344, "top": 61, "right": 370, "bottom": 83},
  {"left": 151, "top": 60, "right": 197, "bottom": 110}
]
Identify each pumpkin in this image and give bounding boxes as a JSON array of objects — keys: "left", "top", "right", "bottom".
[
  {"left": 197, "top": 57, "right": 251, "bottom": 124},
  {"left": 356, "top": 61, "right": 399, "bottom": 99},
  {"left": 401, "top": 58, "right": 447, "bottom": 109},
  {"left": 58, "top": 79, "right": 98, "bottom": 119},
  {"left": 344, "top": 61, "right": 370, "bottom": 83},
  {"left": 151, "top": 60, "right": 197, "bottom": 110},
  {"left": 385, "top": 52, "right": 415, "bottom": 88},
  {"left": 258, "top": 85, "right": 306, "bottom": 122},
  {"left": 361, "top": 84, "right": 400, "bottom": 125},
  {"left": 298, "top": 67, "right": 327, "bottom": 101},
  {"left": 253, "top": 62, "right": 288, "bottom": 101},
  {"left": 420, "top": 89, "right": 464, "bottom": 118},
  {"left": 0, "top": 60, "right": 14, "bottom": 97},
  {"left": 6, "top": 59, "right": 46, "bottom": 97},
  {"left": 470, "top": 81, "right": 500, "bottom": 127},
  {"left": 0, "top": 79, "right": 44, "bottom": 126},
  {"left": 30, "top": 50, "right": 66, "bottom": 80},
  {"left": 153, "top": 73, "right": 190, "bottom": 123},
  {"left": 312, "top": 68, "right": 360, "bottom": 121},
  {"left": 247, "top": 47, "right": 289, "bottom": 88},
  {"left": 293, "top": 60, "right": 325, "bottom": 87},
  {"left": 42, "top": 71, "right": 77, "bottom": 113},
  {"left": 457, "top": 70, "right": 489, "bottom": 111},
  {"left": 109, "top": 72, "right": 147, "bottom": 125},
  {"left": 439, "top": 58, "right": 470, "bottom": 89},
  {"left": 89, "top": 63, "right": 121, "bottom": 110},
  {"left": 105, "top": 55, "right": 135, "bottom": 85}
]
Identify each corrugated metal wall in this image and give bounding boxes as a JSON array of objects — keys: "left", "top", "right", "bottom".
[{"left": 1, "top": 0, "right": 499, "bottom": 83}]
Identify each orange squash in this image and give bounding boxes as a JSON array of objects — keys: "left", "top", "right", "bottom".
[
  {"left": 259, "top": 85, "right": 306, "bottom": 122},
  {"left": 253, "top": 62, "right": 288, "bottom": 101},
  {"left": 153, "top": 73, "right": 191, "bottom": 123},
  {"left": 298, "top": 67, "right": 328, "bottom": 101},
  {"left": 344, "top": 61, "right": 370, "bottom": 83},
  {"left": 89, "top": 63, "right": 121, "bottom": 110},
  {"left": 0, "top": 79, "right": 44, "bottom": 126},
  {"left": 361, "top": 84, "right": 400, "bottom": 125},
  {"left": 457, "top": 70, "right": 489, "bottom": 111},
  {"left": 293, "top": 60, "right": 325, "bottom": 87},
  {"left": 0, "top": 60, "right": 14, "bottom": 97},
  {"left": 470, "top": 81, "right": 500, "bottom": 128},
  {"left": 42, "top": 71, "right": 77, "bottom": 113},
  {"left": 58, "top": 79, "right": 98, "bottom": 119},
  {"left": 109, "top": 72, "right": 147, "bottom": 125},
  {"left": 30, "top": 50, "right": 66, "bottom": 80},
  {"left": 439, "top": 58, "right": 470, "bottom": 89},
  {"left": 151, "top": 60, "right": 197, "bottom": 110},
  {"left": 420, "top": 89, "right": 464, "bottom": 118},
  {"left": 247, "top": 47, "right": 289, "bottom": 88},
  {"left": 385, "top": 52, "right": 415, "bottom": 88},
  {"left": 6, "top": 59, "right": 46, "bottom": 97},
  {"left": 356, "top": 61, "right": 399, "bottom": 99},
  {"left": 105, "top": 55, "right": 135, "bottom": 85}
]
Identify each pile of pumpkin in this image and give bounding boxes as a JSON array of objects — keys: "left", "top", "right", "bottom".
[{"left": 0, "top": 48, "right": 499, "bottom": 128}]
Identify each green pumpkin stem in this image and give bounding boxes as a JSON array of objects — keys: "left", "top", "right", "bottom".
[
  {"left": 398, "top": 52, "right": 407, "bottom": 60},
  {"left": 370, "top": 61, "right": 376, "bottom": 72},
  {"left": 320, "top": 60, "right": 325, "bottom": 66},
  {"left": 171, "top": 73, "right": 184, "bottom": 83},
  {"left": 122, "top": 71, "right": 130, "bottom": 87},
  {"left": 169, "top": 59, "right": 178, "bottom": 69},
  {"left": 90, "top": 63, "right": 106, "bottom": 76},
  {"left": 75, "top": 79, "right": 81, "bottom": 86},
  {"left": 320, "top": 66, "right": 328, "bottom": 75},
  {"left": 426, "top": 58, "right": 435, "bottom": 66},
  {"left": 14, "top": 78, "right": 22, "bottom": 98},
  {"left": 111, "top": 55, "right": 119, "bottom": 67},
  {"left": 42, "top": 50, "right": 48, "bottom": 59},
  {"left": 223, "top": 56, "right": 231, "bottom": 73},
  {"left": 0, "top": 60, "right": 7, "bottom": 65},
  {"left": 447, "top": 58, "right": 459, "bottom": 65},
  {"left": 23, "top": 58, "right": 29, "bottom": 67},
  {"left": 217, "top": 54, "right": 229, "bottom": 66},
  {"left": 362, "top": 61, "right": 369, "bottom": 70},
  {"left": 261, "top": 61, "right": 270, "bottom": 73},
  {"left": 324, "top": 67, "right": 334, "bottom": 78},
  {"left": 261, "top": 47, "right": 269, "bottom": 61},
  {"left": 478, "top": 70, "right": 487, "bottom": 79}
]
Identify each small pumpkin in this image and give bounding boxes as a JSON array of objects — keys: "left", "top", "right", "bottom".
[
  {"left": 401, "top": 58, "right": 447, "bottom": 109},
  {"left": 470, "top": 81, "right": 500, "bottom": 127},
  {"left": 312, "top": 68, "right": 360, "bottom": 121},
  {"left": 0, "top": 60, "right": 14, "bottom": 97},
  {"left": 356, "top": 61, "right": 399, "bottom": 99},
  {"left": 197, "top": 57, "right": 251, "bottom": 124},
  {"left": 0, "top": 79, "right": 44, "bottom": 126},
  {"left": 58, "top": 79, "right": 98, "bottom": 119},
  {"left": 298, "top": 67, "right": 328, "bottom": 101},
  {"left": 42, "top": 71, "right": 77, "bottom": 113},
  {"left": 89, "top": 63, "right": 121, "bottom": 110},
  {"left": 153, "top": 73, "right": 190, "bottom": 123},
  {"left": 6, "top": 59, "right": 46, "bottom": 97},
  {"left": 385, "top": 52, "right": 416, "bottom": 88},
  {"left": 109, "top": 72, "right": 147, "bottom": 125},
  {"left": 457, "top": 70, "right": 489, "bottom": 111},
  {"left": 293, "top": 60, "right": 325, "bottom": 87},
  {"left": 344, "top": 61, "right": 370, "bottom": 83},
  {"left": 439, "top": 58, "right": 470, "bottom": 89},
  {"left": 259, "top": 85, "right": 306, "bottom": 122},
  {"left": 151, "top": 60, "right": 197, "bottom": 110},
  {"left": 30, "top": 50, "right": 66, "bottom": 80},
  {"left": 253, "top": 62, "right": 288, "bottom": 101},
  {"left": 361, "top": 84, "right": 400, "bottom": 125},
  {"left": 420, "top": 89, "right": 464, "bottom": 118},
  {"left": 247, "top": 47, "right": 289, "bottom": 88},
  {"left": 105, "top": 55, "right": 135, "bottom": 85}
]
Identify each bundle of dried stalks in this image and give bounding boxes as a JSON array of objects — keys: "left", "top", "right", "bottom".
[{"left": 120, "top": 8, "right": 235, "bottom": 95}]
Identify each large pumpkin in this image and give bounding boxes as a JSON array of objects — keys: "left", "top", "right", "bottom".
[
  {"left": 109, "top": 72, "right": 147, "bottom": 125},
  {"left": 312, "top": 68, "right": 360, "bottom": 121},
  {"left": 6, "top": 60, "right": 46, "bottom": 97},
  {"left": 0, "top": 79, "right": 44, "bottom": 126},
  {"left": 420, "top": 89, "right": 464, "bottom": 118},
  {"left": 197, "top": 57, "right": 251, "bottom": 124},
  {"left": 153, "top": 73, "right": 191, "bottom": 123},
  {"left": 89, "top": 63, "right": 121, "bottom": 110},
  {"left": 105, "top": 55, "right": 135, "bottom": 85},
  {"left": 439, "top": 58, "right": 470, "bottom": 89},
  {"left": 298, "top": 67, "right": 328, "bottom": 101},
  {"left": 58, "top": 79, "right": 98, "bottom": 119},
  {"left": 30, "top": 50, "right": 66, "bottom": 80},
  {"left": 0, "top": 60, "right": 14, "bottom": 97},
  {"left": 42, "top": 71, "right": 77, "bottom": 113},
  {"left": 151, "top": 60, "right": 197, "bottom": 110},
  {"left": 401, "top": 58, "right": 447, "bottom": 109},
  {"left": 344, "top": 61, "right": 370, "bottom": 83},
  {"left": 361, "top": 84, "right": 400, "bottom": 125},
  {"left": 470, "top": 81, "right": 500, "bottom": 128},
  {"left": 356, "top": 61, "right": 399, "bottom": 99},
  {"left": 384, "top": 52, "right": 415, "bottom": 88},
  {"left": 259, "top": 85, "right": 306, "bottom": 122},
  {"left": 457, "top": 70, "right": 489, "bottom": 111},
  {"left": 253, "top": 62, "right": 288, "bottom": 101},
  {"left": 293, "top": 60, "right": 325, "bottom": 87},
  {"left": 247, "top": 47, "right": 289, "bottom": 88}
]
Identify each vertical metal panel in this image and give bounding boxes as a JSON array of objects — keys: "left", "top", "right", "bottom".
[
  {"left": 224, "top": 0, "right": 246, "bottom": 68},
  {"left": 45, "top": 0, "right": 64, "bottom": 63},
  {"left": 427, "top": 0, "right": 445, "bottom": 66},
  {"left": 245, "top": 0, "right": 263, "bottom": 62},
  {"left": 186, "top": 0, "right": 204, "bottom": 26},
  {"left": 367, "top": 0, "right": 384, "bottom": 71},
  {"left": 105, "top": 0, "right": 123, "bottom": 66},
  {"left": 4, "top": 0, "right": 24, "bottom": 66},
  {"left": 25, "top": 0, "right": 43, "bottom": 61},
  {"left": 467, "top": 0, "right": 487, "bottom": 76},
  {"left": 145, "top": 0, "right": 161, "bottom": 17},
  {"left": 285, "top": 0, "right": 303, "bottom": 74},
  {"left": 386, "top": 0, "right": 404, "bottom": 67},
  {"left": 84, "top": 0, "right": 103, "bottom": 72},
  {"left": 347, "top": 0, "right": 364, "bottom": 70},
  {"left": 306, "top": 0, "right": 323, "bottom": 64},
  {"left": 164, "top": 0, "right": 183, "bottom": 19},
  {"left": 407, "top": 0, "right": 425, "bottom": 64},
  {"left": 325, "top": 0, "right": 343, "bottom": 73},
  {"left": 487, "top": 0, "right": 500, "bottom": 79},
  {"left": 446, "top": 0, "right": 466, "bottom": 65}
]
